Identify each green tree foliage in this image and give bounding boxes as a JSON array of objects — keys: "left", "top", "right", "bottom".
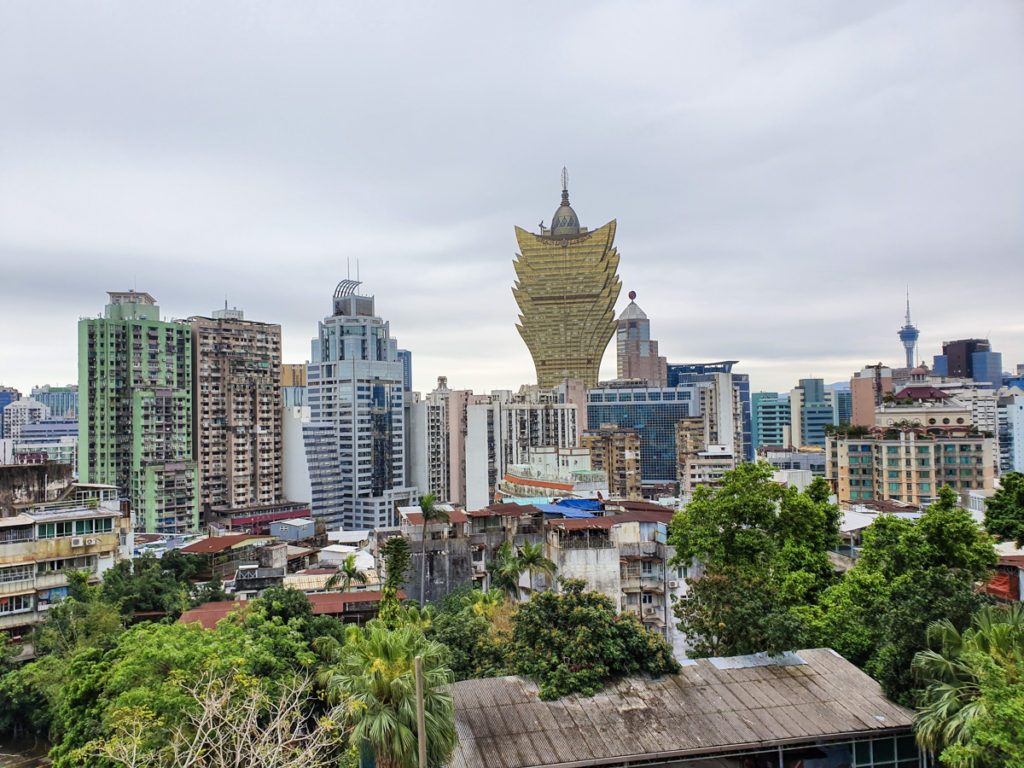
[
  {"left": 33, "top": 571, "right": 124, "bottom": 658},
  {"left": 810, "top": 485, "right": 996, "bottom": 705},
  {"left": 378, "top": 537, "right": 412, "bottom": 628},
  {"left": 426, "top": 589, "right": 506, "bottom": 681},
  {"left": 983, "top": 471, "right": 1024, "bottom": 547},
  {"left": 668, "top": 464, "right": 839, "bottom": 656},
  {"left": 100, "top": 551, "right": 216, "bottom": 619},
  {"left": 505, "top": 579, "right": 679, "bottom": 700},
  {"left": 47, "top": 598, "right": 320, "bottom": 768},
  {"left": 913, "top": 605, "right": 1024, "bottom": 768},
  {"left": 317, "top": 622, "right": 457, "bottom": 768}
]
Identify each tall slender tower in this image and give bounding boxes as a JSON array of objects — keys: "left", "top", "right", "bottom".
[
  {"left": 512, "top": 169, "right": 621, "bottom": 389},
  {"left": 304, "top": 280, "right": 417, "bottom": 530},
  {"left": 897, "top": 290, "right": 920, "bottom": 369}
]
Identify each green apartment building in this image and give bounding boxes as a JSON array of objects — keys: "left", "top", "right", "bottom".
[{"left": 78, "top": 291, "right": 198, "bottom": 533}]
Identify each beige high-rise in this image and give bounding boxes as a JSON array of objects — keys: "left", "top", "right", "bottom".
[
  {"left": 190, "top": 307, "right": 283, "bottom": 514},
  {"left": 513, "top": 171, "right": 621, "bottom": 389}
]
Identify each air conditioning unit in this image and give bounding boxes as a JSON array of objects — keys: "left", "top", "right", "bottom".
[
  {"left": 668, "top": 580, "right": 679, "bottom": 589},
  {"left": 85, "top": 537, "right": 99, "bottom": 546},
  {"left": 643, "top": 607, "right": 657, "bottom": 617},
  {"left": 70, "top": 537, "right": 85, "bottom": 547}
]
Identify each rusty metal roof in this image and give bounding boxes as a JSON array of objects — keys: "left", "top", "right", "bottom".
[{"left": 449, "top": 648, "right": 913, "bottom": 768}]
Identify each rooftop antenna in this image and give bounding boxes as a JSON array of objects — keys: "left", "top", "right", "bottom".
[
  {"left": 561, "top": 166, "right": 568, "bottom": 192},
  {"left": 347, "top": 257, "right": 351, "bottom": 280}
]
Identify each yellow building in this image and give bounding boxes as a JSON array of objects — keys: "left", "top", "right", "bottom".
[
  {"left": 281, "top": 363, "right": 306, "bottom": 388},
  {"left": 512, "top": 171, "right": 621, "bottom": 389}
]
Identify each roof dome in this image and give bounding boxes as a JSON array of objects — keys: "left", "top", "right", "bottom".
[
  {"left": 550, "top": 168, "right": 581, "bottom": 237},
  {"left": 551, "top": 189, "right": 580, "bottom": 237}
]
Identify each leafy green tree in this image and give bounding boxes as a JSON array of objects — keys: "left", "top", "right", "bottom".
[
  {"left": 417, "top": 493, "right": 449, "bottom": 606},
  {"left": 668, "top": 463, "right": 839, "bottom": 656},
  {"left": 189, "top": 576, "right": 229, "bottom": 606},
  {"left": 516, "top": 541, "right": 557, "bottom": 595},
  {"left": 506, "top": 579, "right": 679, "bottom": 700},
  {"left": 426, "top": 608, "right": 504, "bottom": 681},
  {"left": 317, "top": 622, "right": 456, "bottom": 768},
  {"left": 326, "top": 553, "right": 369, "bottom": 593},
  {"left": 33, "top": 571, "right": 124, "bottom": 658},
  {"left": 47, "top": 602, "right": 320, "bottom": 767},
  {"left": 100, "top": 553, "right": 191, "bottom": 618},
  {"left": 913, "top": 605, "right": 1024, "bottom": 767},
  {"left": 487, "top": 541, "right": 524, "bottom": 601},
  {"left": 983, "top": 471, "right": 1024, "bottom": 546},
  {"left": 810, "top": 485, "right": 996, "bottom": 705},
  {"left": 378, "top": 536, "right": 412, "bottom": 628}
]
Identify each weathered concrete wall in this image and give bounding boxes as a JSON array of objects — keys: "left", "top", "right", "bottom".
[
  {"left": 0, "top": 463, "right": 74, "bottom": 513},
  {"left": 555, "top": 547, "right": 622, "bottom": 610},
  {"left": 410, "top": 538, "right": 475, "bottom": 605}
]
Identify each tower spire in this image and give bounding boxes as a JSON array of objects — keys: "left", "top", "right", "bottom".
[
  {"left": 897, "top": 288, "right": 920, "bottom": 369},
  {"left": 560, "top": 166, "right": 569, "bottom": 205}
]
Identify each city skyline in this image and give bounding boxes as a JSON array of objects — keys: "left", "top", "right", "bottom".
[{"left": 2, "top": 1, "right": 1022, "bottom": 396}]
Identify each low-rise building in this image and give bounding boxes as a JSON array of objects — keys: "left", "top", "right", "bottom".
[
  {"left": 0, "top": 484, "right": 130, "bottom": 639},
  {"left": 827, "top": 424, "right": 995, "bottom": 506},
  {"left": 178, "top": 532, "right": 277, "bottom": 579}
]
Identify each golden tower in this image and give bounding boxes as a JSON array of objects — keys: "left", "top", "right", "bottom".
[{"left": 513, "top": 169, "right": 622, "bottom": 389}]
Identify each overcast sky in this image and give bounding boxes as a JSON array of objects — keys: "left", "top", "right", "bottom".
[{"left": 2, "top": 1, "right": 1022, "bottom": 398}]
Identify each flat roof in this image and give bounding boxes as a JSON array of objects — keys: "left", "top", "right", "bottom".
[{"left": 449, "top": 648, "right": 914, "bottom": 768}]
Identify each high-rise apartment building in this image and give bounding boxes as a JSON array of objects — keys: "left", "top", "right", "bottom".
[
  {"left": 998, "top": 394, "right": 1024, "bottom": 474},
  {"left": 0, "top": 387, "right": 20, "bottom": 439},
  {"left": 30, "top": 385, "right": 78, "bottom": 419},
  {"left": 409, "top": 377, "right": 451, "bottom": 502},
  {"left": 789, "top": 379, "right": 836, "bottom": 449},
  {"left": 78, "top": 291, "right": 197, "bottom": 533},
  {"left": 189, "top": 307, "right": 283, "bottom": 518},
  {"left": 581, "top": 424, "right": 641, "bottom": 500},
  {"left": 2, "top": 399, "right": 49, "bottom": 439},
  {"left": 616, "top": 292, "right": 667, "bottom": 386},
  {"left": 751, "top": 392, "right": 791, "bottom": 449},
  {"left": 512, "top": 170, "right": 621, "bottom": 388},
  {"left": 304, "top": 280, "right": 416, "bottom": 529}
]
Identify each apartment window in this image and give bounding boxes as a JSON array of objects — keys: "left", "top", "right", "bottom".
[
  {"left": 0, "top": 594, "right": 33, "bottom": 614},
  {"left": 0, "top": 564, "right": 34, "bottom": 583},
  {"left": 641, "top": 593, "right": 653, "bottom": 605},
  {"left": 37, "top": 521, "right": 74, "bottom": 539}
]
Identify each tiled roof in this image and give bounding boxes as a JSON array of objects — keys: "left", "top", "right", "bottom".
[
  {"left": 179, "top": 534, "right": 274, "bottom": 554},
  {"left": 449, "top": 648, "right": 915, "bottom": 768},
  {"left": 404, "top": 509, "right": 469, "bottom": 526}
]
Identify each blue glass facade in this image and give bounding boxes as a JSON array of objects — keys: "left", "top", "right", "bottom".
[
  {"left": 587, "top": 387, "right": 694, "bottom": 483},
  {"left": 666, "top": 361, "right": 752, "bottom": 461},
  {"left": 397, "top": 349, "right": 412, "bottom": 391}
]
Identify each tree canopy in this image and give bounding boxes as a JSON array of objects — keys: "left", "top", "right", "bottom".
[
  {"left": 668, "top": 464, "right": 839, "bottom": 657},
  {"left": 983, "top": 471, "right": 1024, "bottom": 547}
]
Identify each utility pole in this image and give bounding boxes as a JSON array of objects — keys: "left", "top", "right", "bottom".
[{"left": 415, "top": 655, "right": 427, "bottom": 767}]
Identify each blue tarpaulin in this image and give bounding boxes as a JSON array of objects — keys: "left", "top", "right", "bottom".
[
  {"left": 534, "top": 503, "right": 595, "bottom": 519},
  {"left": 555, "top": 498, "right": 603, "bottom": 512}
]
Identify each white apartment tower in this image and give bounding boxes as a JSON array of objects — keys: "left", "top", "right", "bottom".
[{"left": 304, "top": 281, "right": 417, "bottom": 529}]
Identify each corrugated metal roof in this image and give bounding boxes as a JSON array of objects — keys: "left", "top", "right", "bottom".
[{"left": 449, "top": 648, "right": 914, "bottom": 768}]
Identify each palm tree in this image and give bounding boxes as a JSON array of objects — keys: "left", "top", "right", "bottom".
[
  {"left": 516, "top": 541, "right": 557, "bottom": 596},
  {"left": 913, "top": 604, "right": 1024, "bottom": 757},
  {"left": 325, "top": 553, "right": 369, "bottom": 593},
  {"left": 317, "top": 623, "right": 456, "bottom": 768},
  {"left": 418, "top": 493, "right": 449, "bottom": 606},
  {"left": 487, "top": 541, "right": 524, "bottom": 601}
]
